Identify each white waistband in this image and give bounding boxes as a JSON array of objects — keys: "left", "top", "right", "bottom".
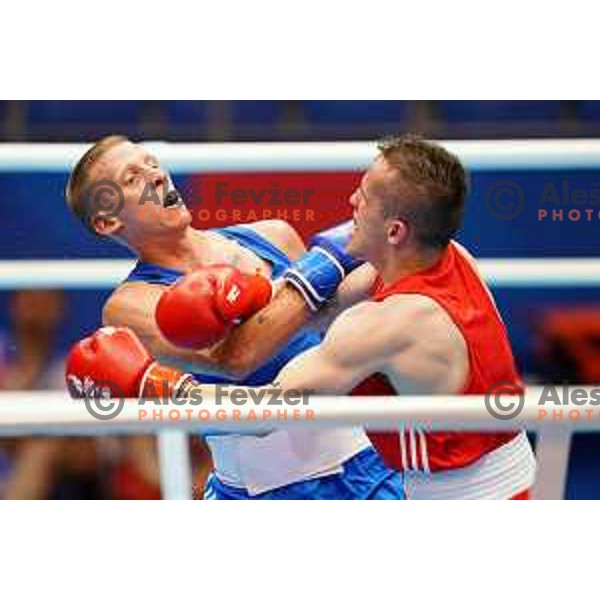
[
  {"left": 404, "top": 431, "right": 536, "bottom": 500},
  {"left": 206, "top": 428, "right": 372, "bottom": 496}
]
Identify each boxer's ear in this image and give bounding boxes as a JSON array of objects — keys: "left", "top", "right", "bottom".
[{"left": 387, "top": 218, "right": 409, "bottom": 247}]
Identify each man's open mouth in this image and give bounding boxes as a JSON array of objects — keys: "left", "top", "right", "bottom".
[{"left": 163, "top": 189, "right": 183, "bottom": 208}]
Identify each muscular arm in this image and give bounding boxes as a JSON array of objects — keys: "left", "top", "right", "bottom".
[
  {"left": 277, "top": 294, "right": 469, "bottom": 396},
  {"left": 275, "top": 300, "right": 400, "bottom": 393},
  {"left": 216, "top": 262, "right": 379, "bottom": 371},
  {"left": 103, "top": 221, "right": 309, "bottom": 379},
  {"left": 185, "top": 300, "right": 403, "bottom": 400},
  {"left": 185, "top": 294, "right": 469, "bottom": 400}
]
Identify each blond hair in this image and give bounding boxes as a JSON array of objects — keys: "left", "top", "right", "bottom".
[{"left": 65, "top": 135, "right": 128, "bottom": 233}]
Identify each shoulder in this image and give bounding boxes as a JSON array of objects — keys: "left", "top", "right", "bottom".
[
  {"left": 380, "top": 293, "right": 465, "bottom": 344},
  {"left": 243, "top": 220, "right": 306, "bottom": 260},
  {"left": 338, "top": 293, "right": 441, "bottom": 328},
  {"left": 452, "top": 241, "right": 480, "bottom": 271},
  {"left": 330, "top": 293, "right": 464, "bottom": 354},
  {"left": 102, "top": 282, "right": 165, "bottom": 327},
  {"left": 322, "top": 299, "right": 407, "bottom": 359}
]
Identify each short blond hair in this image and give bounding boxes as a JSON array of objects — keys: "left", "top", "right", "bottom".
[{"left": 65, "top": 135, "right": 128, "bottom": 233}]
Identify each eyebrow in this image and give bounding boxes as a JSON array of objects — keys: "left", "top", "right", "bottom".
[
  {"left": 115, "top": 151, "right": 157, "bottom": 182},
  {"left": 116, "top": 162, "right": 137, "bottom": 182}
]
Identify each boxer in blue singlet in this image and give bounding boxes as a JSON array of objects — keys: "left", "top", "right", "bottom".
[{"left": 65, "top": 136, "right": 404, "bottom": 500}]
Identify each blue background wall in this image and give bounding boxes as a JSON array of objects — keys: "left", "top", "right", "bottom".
[{"left": 1, "top": 164, "right": 599, "bottom": 499}]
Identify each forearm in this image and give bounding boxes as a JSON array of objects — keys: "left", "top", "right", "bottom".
[
  {"left": 103, "top": 289, "right": 305, "bottom": 381},
  {"left": 211, "top": 264, "right": 377, "bottom": 376},
  {"left": 209, "top": 285, "right": 312, "bottom": 379},
  {"left": 139, "top": 286, "right": 309, "bottom": 380},
  {"left": 173, "top": 265, "right": 376, "bottom": 378},
  {"left": 181, "top": 347, "right": 343, "bottom": 409}
]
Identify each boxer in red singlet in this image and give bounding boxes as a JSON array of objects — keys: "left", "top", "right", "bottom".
[
  {"left": 350, "top": 242, "right": 534, "bottom": 499},
  {"left": 265, "top": 133, "right": 535, "bottom": 498}
]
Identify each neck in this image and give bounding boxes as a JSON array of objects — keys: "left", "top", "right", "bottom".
[
  {"left": 376, "top": 244, "right": 445, "bottom": 285},
  {"left": 135, "top": 227, "right": 205, "bottom": 269}
]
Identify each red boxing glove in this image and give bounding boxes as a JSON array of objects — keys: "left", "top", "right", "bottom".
[
  {"left": 65, "top": 326, "right": 191, "bottom": 400},
  {"left": 155, "top": 265, "right": 272, "bottom": 350}
]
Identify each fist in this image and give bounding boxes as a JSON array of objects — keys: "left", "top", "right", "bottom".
[
  {"left": 66, "top": 326, "right": 154, "bottom": 400},
  {"left": 66, "top": 326, "right": 188, "bottom": 400},
  {"left": 155, "top": 265, "right": 272, "bottom": 350}
]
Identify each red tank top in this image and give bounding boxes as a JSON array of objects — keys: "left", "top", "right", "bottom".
[{"left": 352, "top": 242, "right": 521, "bottom": 472}]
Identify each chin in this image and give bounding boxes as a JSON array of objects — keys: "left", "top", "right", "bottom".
[
  {"left": 346, "top": 236, "right": 362, "bottom": 258},
  {"left": 161, "top": 206, "right": 192, "bottom": 230},
  {"left": 348, "top": 241, "right": 371, "bottom": 263}
]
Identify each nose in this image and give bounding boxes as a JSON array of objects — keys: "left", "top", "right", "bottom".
[
  {"left": 349, "top": 189, "right": 359, "bottom": 208},
  {"left": 143, "top": 162, "right": 166, "bottom": 188},
  {"left": 151, "top": 168, "right": 166, "bottom": 189}
]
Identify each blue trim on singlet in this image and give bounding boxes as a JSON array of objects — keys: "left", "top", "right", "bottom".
[{"left": 124, "top": 226, "right": 322, "bottom": 386}]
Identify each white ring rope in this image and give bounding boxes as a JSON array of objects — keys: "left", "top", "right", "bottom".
[
  {"left": 0, "top": 389, "right": 591, "bottom": 435},
  {"left": 0, "top": 258, "right": 599, "bottom": 289},
  {"left": 0, "top": 388, "right": 592, "bottom": 500},
  {"left": 2, "top": 139, "right": 600, "bottom": 172}
]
